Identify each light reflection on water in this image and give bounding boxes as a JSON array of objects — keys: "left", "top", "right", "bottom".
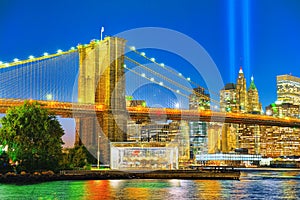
[{"left": 0, "top": 171, "right": 300, "bottom": 199}]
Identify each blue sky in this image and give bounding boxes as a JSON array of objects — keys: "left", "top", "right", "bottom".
[{"left": 1, "top": 0, "right": 300, "bottom": 146}]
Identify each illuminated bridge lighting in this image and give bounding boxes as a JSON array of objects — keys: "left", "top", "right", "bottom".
[
  {"left": 46, "top": 94, "right": 53, "bottom": 100},
  {"left": 0, "top": 98, "right": 299, "bottom": 127},
  {"left": 0, "top": 48, "right": 79, "bottom": 69},
  {"left": 126, "top": 106, "right": 300, "bottom": 127},
  {"left": 126, "top": 46, "right": 214, "bottom": 106}
]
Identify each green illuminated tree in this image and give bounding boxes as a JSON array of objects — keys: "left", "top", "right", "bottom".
[
  {"left": 0, "top": 101, "right": 65, "bottom": 172},
  {"left": 69, "top": 145, "right": 88, "bottom": 169},
  {"left": 65, "top": 145, "right": 96, "bottom": 169}
]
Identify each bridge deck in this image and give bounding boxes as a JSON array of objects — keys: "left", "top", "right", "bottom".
[{"left": 0, "top": 99, "right": 299, "bottom": 127}]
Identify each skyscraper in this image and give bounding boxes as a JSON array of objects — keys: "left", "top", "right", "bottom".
[
  {"left": 236, "top": 67, "right": 248, "bottom": 112},
  {"left": 220, "top": 83, "right": 238, "bottom": 112},
  {"left": 247, "top": 76, "right": 262, "bottom": 113},
  {"left": 220, "top": 67, "right": 261, "bottom": 114},
  {"left": 189, "top": 87, "right": 210, "bottom": 110},
  {"left": 277, "top": 74, "right": 300, "bottom": 105},
  {"left": 189, "top": 121, "right": 208, "bottom": 158},
  {"left": 219, "top": 68, "right": 263, "bottom": 157}
]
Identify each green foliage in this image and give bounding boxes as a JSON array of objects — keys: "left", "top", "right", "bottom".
[
  {"left": 0, "top": 101, "right": 65, "bottom": 172},
  {"left": 0, "top": 151, "right": 13, "bottom": 174},
  {"left": 61, "top": 145, "right": 97, "bottom": 169},
  {"left": 69, "top": 145, "right": 88, "bottom": 168}
]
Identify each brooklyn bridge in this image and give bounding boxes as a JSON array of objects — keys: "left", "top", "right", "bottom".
[{"left": 1, "top": 37, "right": 300, "bottom": 164}]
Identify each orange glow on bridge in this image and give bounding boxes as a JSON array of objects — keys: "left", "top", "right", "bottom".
[{"left": 0, "top": 99, "right": 299, "bottom": 127}]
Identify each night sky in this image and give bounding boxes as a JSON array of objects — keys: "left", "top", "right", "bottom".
[{"left": 1, "top": 0, "right": 300, "bottom": 146}]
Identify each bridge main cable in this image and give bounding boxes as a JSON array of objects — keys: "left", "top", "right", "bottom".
[
  {"left": 125, "top": 56, "right": 207, "bottom": 98},
  {"left": 0, "top": 48, "right": 77, "bottom": 69},
  {"left": 127, "top": 46, "right": 221, "bottom": 101},
  {"left": 123, "top": 63, "right": 192, "bottom": 100},
  {"left": 125, "top": 55, "right": 219, "bottom": 105}
]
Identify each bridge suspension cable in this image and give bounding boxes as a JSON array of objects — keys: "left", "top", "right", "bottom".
[
  {"left": 0, "top": 51, "right": 79, "bottom": 102},
  {"left": 126, "top": 46, "right": 221, "bottom": 101},
  {"left": 123, "top": 64, "right": 191, "bottom": 100},
  {"left": 0, "top": 48, "right": 77, "bottom": 69},
  {"left": 125, "top": 56, "right": 209, "bottom": 100},
  {"left": 124, "top": 55, "right": 219, "bottom": 105}
]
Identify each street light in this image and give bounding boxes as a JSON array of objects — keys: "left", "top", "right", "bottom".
[
  {"left": 97, "top": 135, "right": 101, "bottom": 169},
  {"left": 46, "top": 94, "right": 53, "bottom": 100}
]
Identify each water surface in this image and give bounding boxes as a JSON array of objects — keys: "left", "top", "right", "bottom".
[{"left": 0, "top": 171, "right": 299, "bottom": 199}]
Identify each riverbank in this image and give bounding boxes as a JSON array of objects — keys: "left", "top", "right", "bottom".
[{"left": 0, "top": 169, "right": 240, "bottom": 184}]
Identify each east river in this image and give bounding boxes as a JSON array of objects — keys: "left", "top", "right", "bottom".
[{"left": 0, "top": 170, "right": 300, "bottom": 199}]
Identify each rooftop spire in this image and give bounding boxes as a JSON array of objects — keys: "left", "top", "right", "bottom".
[
  {"left": 239, "top": 66, "right": 243, "bottom": 74},
  {"left": 249, "top": 75, "right": 257, "bottom": 90}
]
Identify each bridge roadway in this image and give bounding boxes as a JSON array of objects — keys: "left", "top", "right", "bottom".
[{"left": 0, "top": 98, "right": 300, "bottom": 128}]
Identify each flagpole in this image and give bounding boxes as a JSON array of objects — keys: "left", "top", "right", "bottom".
[{"left": 101, "top": 26, "right": 104, "bottom": 41}]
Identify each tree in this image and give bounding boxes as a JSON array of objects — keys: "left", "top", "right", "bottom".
[
  {"left": 0, "top": 101, "right": 65, "bottom": 172},
  {"left": 68, "top": 145, "right": 97, "bottom": 169},
  {"left": 69, "top": 145, "right": 88, "bottom": 169}
]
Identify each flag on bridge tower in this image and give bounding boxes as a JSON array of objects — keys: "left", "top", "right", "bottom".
[{"left": 101, "top": 26, "right": 104, "bottom": 40}]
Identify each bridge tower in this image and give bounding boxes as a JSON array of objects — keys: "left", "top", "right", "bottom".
[{"left": 75, "top": 37, "right": 127, "bottom": 164}]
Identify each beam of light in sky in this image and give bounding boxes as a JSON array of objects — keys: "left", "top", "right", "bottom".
[
  {"left": 228, "top": 0, "right": 236, "bottom": 83},
  {"left": 243, "top": 0, "right": 251, "bottom": 80}
]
